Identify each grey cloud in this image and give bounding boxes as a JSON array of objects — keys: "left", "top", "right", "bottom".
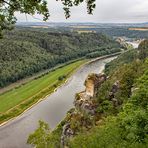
[{"left": 16, "top": 0, "right": 148, "bottom": 23}]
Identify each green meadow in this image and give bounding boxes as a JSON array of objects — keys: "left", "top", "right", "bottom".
[{"left": 0, "top": 60, "right": 86, "bottom": 123}]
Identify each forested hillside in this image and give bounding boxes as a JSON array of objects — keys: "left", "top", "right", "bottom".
[
  {"left": 69, "top": 40, "right": 148, "bottom": 147},
  {"left": 0, "top": 28, "right": 120, "bottom": 88},
  {"left": 28, "top": 40, "right": 148, "bottom": 148}
]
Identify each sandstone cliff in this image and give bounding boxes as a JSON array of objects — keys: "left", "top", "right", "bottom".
[{"left": 60, "top": 73, "right": 107, "bottom": 146}]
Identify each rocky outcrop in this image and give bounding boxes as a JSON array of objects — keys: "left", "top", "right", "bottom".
[
  {"left": 85, "top": 73, "right": 107, "bottom": 97},
  {"left": 109, "top": 81, "right": 120, "bottom": 97},
  {"left": 74, "top": 73, "right": 106, "bottom": 114},
  {"left": 61, "top": 123, "right": 74, "bottom": 147},
  {"left": 60, "top": 73, "right": 107, "bottom": 146},
  {"left": 109, "top": 81, "right": 120, "bottom": 106},
  {"left": 116, "top": 37, "right": 130, "bottom": 49},
  {"left": 74, "top": 94, "right": 96, "bottom": 115},
  {"left": 60, "top": 73, "right": 108, "bottom": 147}
]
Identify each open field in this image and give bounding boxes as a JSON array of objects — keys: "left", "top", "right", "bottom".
[
  {"left": 128, "top": 27, "right": 148, "bottom": 31},
  {"left": 31, "top": 25, "right": 49, "bottom": 28},
  {"left": 0, "top": 58, "right": 85, "bottom": 94},
  {"left": 70, "top": 25, "right": 99, "bottom": 28},
  {"left": 77, "top": 30, "right": 96, "bottom": 34},
  {"left": 0, "top": 60, "right": 86, "bottom": 113},
  {"left": 0, "top": 60, "right": 86, "bottom": 124}
]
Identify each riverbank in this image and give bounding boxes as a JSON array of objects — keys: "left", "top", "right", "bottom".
[
  {"left": 0, "top": 60, "right": 87, "bottom": 126},
  {"left": 87, "top": 52, "right": 122, "bottom": 64},
  {"left": 0, "top": 58, "right": 85, "bottom": 95},
  {"left": 0, "top": 56, "right": 118, "bottom": 148},
  {"left": 0, "top": 52, "right": 121, "bottom": 127}
]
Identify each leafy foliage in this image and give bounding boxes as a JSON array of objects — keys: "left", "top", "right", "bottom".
[
  {"left": 0, "top": 0, "right": 96, "bottom": 37},
  {"left": 27, "top": 120, "right": 64, "bottom": 148},
  {"left": 138, "top": 39, "right": 148, "bottom": 60},
  {"left": 27, "top": 120, "right": 50, "bottom": 148},
  {"left": 105, "top": 49, "right": 138, "bottom": 75}
]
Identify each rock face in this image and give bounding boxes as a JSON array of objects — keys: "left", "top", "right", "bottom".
[
  {"left": 85, "top": 73, "right": 107, "bottom": 97},
  {"left": 61, "top": 73, "right": 107, "bottom": 147},
  {"left": 60, "top": 73, "right": 122, "bottom": 147},
  {"left": 116, "top": 37, "right": 130, "bottom": 49},
  {"left": 111, "top": 81, "right": 120, "bottom": 94},
  {"left": 109, "top": 81, "right": 120, "bottom": 106},
  {"left": 61, "top": 123, "right": 74, "bottom": 147},
  {"left": 74, "top": 73, "right": 106, "bottom": 115}
]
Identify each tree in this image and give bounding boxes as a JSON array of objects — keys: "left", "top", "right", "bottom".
[
  {"left": 27, "top": 120, "right": 51, "bottom": 148},
  {"left": 138, "top": 39, "right": 148, "bottom": 60},
  {"left": 0, "top": 0, "right": 96, "bottom": 38}
]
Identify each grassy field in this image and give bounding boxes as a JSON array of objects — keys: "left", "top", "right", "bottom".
[{"left": 0, "top": 60, "right": 86, "bottom": 123}]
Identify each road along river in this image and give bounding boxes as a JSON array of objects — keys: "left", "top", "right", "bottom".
[{"left": 0, "top": 57, "right": 117, "bottom": 148}]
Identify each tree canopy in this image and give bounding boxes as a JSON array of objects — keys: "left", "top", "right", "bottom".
[
  {"left": 0, "top": 0, "right": 96, "bottom": 37},
  {"left": 0, "top": 28, "right": 119, "bottom": 88}
]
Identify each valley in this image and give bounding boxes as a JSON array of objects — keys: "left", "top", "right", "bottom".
[
  {"left": 0, "top": 56, "right": 116, "bottom": 148},
  {"left": 0, "top": 22, "right": 147, "bottom": 148},
  {"left": 0, "top": 1, "right": 148, "bottom": 148}
]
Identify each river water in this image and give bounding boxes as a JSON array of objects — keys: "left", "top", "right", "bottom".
[
  {"left": 0, "top": 57, "right": 116, "bottom": 148},
  {"left": 126, "top": 41, "right": 139, "bottom": 48}
]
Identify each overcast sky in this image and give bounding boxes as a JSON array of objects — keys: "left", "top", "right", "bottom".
[{"left": 16, "top": 0, "right": 148, "bottom": 23}]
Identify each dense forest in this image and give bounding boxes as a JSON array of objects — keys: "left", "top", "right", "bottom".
[
  {"left": 28, "top": 40, "right": 148, "bottom": 147},
  {"left": 0, "top": 28, "right": 120, "bottom": 88}
]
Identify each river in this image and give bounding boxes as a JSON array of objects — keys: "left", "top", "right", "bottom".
[
  {"left": 0, "top": 57, "right": 116, "bottom": 148},
  {"left": 126, "top": 41, "right": 139, "bottom": 48}
]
